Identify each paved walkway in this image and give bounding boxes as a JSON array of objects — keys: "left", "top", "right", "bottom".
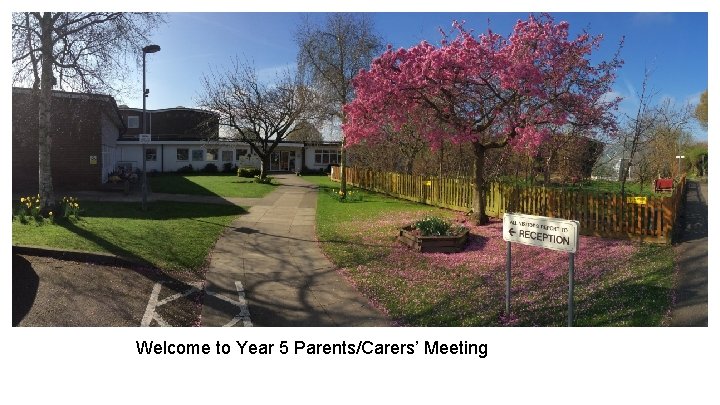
[
  {"left": 200, "top": 174, "right": 390, "bottom": 326},
  {"left": 671, "top": 180, "right": 708, "bottom": 327}
]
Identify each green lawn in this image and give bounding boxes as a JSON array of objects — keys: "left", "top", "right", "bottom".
[
  {"left": 303, "top": 174, "right": 675, "bottom": 326},
  {"left": 302, "top": 174, "right": 440, "bottom": 267},
  {"left": 149, "top": 174, "right": 277, "bottom": 198},
  {"left": 12, "top": 201, "right": 245, "bottom": 271}
]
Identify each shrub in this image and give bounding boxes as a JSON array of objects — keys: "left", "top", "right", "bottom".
[
  {"left": 203, "top": 163, "right": 219, "bottom": 173},
  {"left": 222, "top": 162, "right": 236, "bottom": 173},
  {"left": 177, "top": 164, "right": 194, "bottom": 174},
  {"left": 238, "top": 168, "right": 261, "bottom": 178},
  {"left": 413, "top": 216, "right": 466, "bottom": 237},
  {"left": 253, "top": 175, "right": 273, "bottom": 184},
  {"left": 301, "top": 167, "right": 325, "bottom": 175}
]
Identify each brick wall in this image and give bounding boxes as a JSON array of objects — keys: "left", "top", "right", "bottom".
[
  {"left": 12, "top": 91, "right": 110, "bottom": 193},
  {"left": 119, "top": 108, "right": 219, "bottom": 140}
]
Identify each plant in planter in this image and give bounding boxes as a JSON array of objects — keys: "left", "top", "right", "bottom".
[
  {"left": 253, "top": 175, "right": 273, "bottom": 184},
  {"left": 398, "top": 216, "right": 469, "bottom": 253}
]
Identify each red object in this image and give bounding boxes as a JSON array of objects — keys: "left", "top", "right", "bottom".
[{"left": 654, "top": 178, "right": 674, "bottom": 192}]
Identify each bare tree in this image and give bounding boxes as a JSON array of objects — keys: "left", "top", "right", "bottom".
[
  {"left": 620, "top": 70, "right": 692, "bottom": 197},
  {"left": 286, "top": 120, "right": 324, "bottom": 143},
  {"left": 296, "top": 13, "right": 382, "bottom": 196},
  {"left": 12, "top": 12, "right": 164, "bottom": 209},
  {"left": 198, "top": 59, "right": 319, "bottom": 178},
  {"left": 695, "top": 89, "right": 708, "bottom": 130},
  {"left": 619, "top": 67, "right": 659, "bottom": 198}
]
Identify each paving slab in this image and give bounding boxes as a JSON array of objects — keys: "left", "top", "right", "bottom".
[{"left": 671, "top": 180, "right": 708, "bottom": 327}]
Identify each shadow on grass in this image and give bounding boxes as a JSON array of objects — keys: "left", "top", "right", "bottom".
[
  {"left": 57, "top": 219, "right": 155, "bottom": 268},
  {"left": 150, "top": 174, "right": 221, "bottom": 197},
  {"left": 574, "top": 280, "right": 671, "bottom": 326},
  {"left": 150, "top": 173, "right": 279, "bottom": 197},
  {"left": 74, "top": 201, "right": 246, "bottom": 220}
]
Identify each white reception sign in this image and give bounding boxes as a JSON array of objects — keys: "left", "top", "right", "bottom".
[
  {"left": 139, "top": 133, "right": 151, "bottom": 143},
  {"left": 503, "top": 213, "right": 579, "bottom": 253}
]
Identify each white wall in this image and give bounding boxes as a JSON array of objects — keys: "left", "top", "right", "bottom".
[
  {"left": 304, "top": 145, "right": 341, "bottom": 171},
  {"left": 116, "top": 142, "right": 340, "bottom": 173},
  {"left": 161, "top": 144, "right": 262, "bottom": 172}
]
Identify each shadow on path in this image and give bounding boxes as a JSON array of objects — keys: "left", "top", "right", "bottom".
[{"left": 12, "top": 254, "right": 39, "bottom": 326}]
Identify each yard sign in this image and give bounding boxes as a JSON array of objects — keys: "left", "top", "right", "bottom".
[
  {"left": 626, "top": 196, "right": 647, "bottom": 205},
  {"left": 503, "top": 213, "right": 578, "bottom": 253},
  {"left": 502, "top": 213, "right": 580, "bottom": 326}
]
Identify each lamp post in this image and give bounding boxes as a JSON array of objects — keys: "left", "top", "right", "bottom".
[
  {"left": 675, "top": 155, "right": 685, "bottom": 178},
  {"left": 141, "top": 44, "right": 160, "bottom": 211}
]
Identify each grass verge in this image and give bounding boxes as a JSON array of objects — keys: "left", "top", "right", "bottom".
[
  {"left": 149, "top": 174, "right": 277, "bottom": 198},
  {"left": 12, "top": 201, "right": 245, "bottom": 272},
  {"left": 304, "top": 174, "right": 675, "bottom": 326}
]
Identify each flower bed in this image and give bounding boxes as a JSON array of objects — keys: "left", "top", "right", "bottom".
[{"left": 397, "top": 225, "right": 468, "bottom": 253}]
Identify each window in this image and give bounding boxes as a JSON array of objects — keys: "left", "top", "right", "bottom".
[
  {"left": 127, "top": 115, "right": 139, "bottom": 129},
  {"left": 221, "top": 150, "right": 233, "bottom": 162},
  {"left": 314, "top": 149, "right": 339, "bottom": 165},
  {"left": 192, "top": 150, "right": 204, "bottom": 161},
  {"left": 177, "top": 148, "right": 189, "bottom": 161},
  {"left": 206, "top": 148, "right": 218, "bottom": 161},
  {"left": 145, "top": 148, "right": 157, "bottom": 161},
  {"left": 236, "top": 148, "right": 248, "bottom": 159}
]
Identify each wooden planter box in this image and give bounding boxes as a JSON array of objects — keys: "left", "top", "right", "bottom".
[{"left": 397, "top": 226, "right": 469, "bottom": 253}]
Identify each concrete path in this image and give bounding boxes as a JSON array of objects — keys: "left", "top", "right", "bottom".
[
  {"left": 200, "top": 174, "right": 391, "bottom": 327},
  {"left": 671, "top": 180, "right": 708, "bottom": 327}
]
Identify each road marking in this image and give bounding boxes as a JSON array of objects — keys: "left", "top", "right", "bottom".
[
  {"left": 205, "top": 281, "right": 253, "bottom": 327},
  {"left": 141, "top": 282, "right": 202, "bottom": 327}
]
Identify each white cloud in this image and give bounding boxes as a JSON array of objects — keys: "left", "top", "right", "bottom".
[{"left": 632, "top": 13, "right": 675, "bottom": 26}]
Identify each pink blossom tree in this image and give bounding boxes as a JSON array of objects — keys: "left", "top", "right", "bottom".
[{"left": 344, "top": 15, "right": 622, "bottom": 224}]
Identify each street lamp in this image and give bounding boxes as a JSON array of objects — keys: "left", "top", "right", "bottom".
[
  {"left": 675, "top": 155, "right": 685, "bottom": 178},
  {"left": 141, "top": 44, "right": 160, "bottom": 211}
]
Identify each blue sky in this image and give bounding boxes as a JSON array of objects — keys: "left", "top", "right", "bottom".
[{"left": 123, "top": 12, "right": 708, "bottom": 140}]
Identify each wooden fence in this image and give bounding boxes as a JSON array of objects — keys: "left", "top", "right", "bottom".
[{"left": 331, "top": 167, "right": 687, "bottom": 244}]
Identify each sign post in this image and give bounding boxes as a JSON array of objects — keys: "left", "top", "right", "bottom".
[
  {"left": 139, "top": 134, "right": 151, "bottom": 211},
  {"left": 568, "top": 252, "right": 575, "bottom": 326},
  {"left": 505, "top": 241, "right": 511, "bottom": 316},
  {"left": 503, "top": 213, "right": 579, "bottom": 326}
]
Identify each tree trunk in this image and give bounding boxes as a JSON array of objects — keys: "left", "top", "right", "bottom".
[
  {"left": 471, "top": 142, "right": 489, "bottom": 225},
  {"left": 38, "top": 13, "right": 54, "bottom": 211},
  {"left": 340, "top": 136, "right": 347, "bottom": 198},
  {"left": 259, "top": 154, "right": 270, "bottom": 178}
]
